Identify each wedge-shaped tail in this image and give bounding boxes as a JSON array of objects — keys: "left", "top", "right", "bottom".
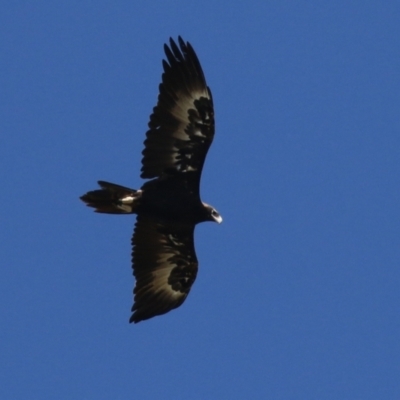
[{"left": 80, "top": 181, "right": 141, "bottom": 214}]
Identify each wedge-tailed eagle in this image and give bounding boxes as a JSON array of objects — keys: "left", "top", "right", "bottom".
[{"left": 80, "top": 37, "right": 221, "bottom": 323}]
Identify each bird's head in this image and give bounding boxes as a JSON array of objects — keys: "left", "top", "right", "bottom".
[{"left": 202, "top": 202, "right": 223, "bottom": 224}]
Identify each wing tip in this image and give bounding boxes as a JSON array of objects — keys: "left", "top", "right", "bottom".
[{"left": 129, "top": 314, "right": 140, "bottom": 324}]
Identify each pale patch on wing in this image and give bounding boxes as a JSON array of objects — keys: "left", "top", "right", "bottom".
[
  {"left": 169, "top": 89, "right": 210, "bottom": 143},
  {"left": 170, "top": 88, "right": 209, "bottom": 131},
  {"left": 151, "top": 266, "right": 183, "bottom": 300},
  {"left": 130, "top": 216, "right": 198, "bottom": 323}
]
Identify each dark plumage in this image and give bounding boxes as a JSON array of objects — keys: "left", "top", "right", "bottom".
[{"left": 80, "top": 37, "right": 221, "bottom": 323}]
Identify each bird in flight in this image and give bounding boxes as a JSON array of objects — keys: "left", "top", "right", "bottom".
[{"left": 80, "top": 37, "right": 221, "bottom": 323}]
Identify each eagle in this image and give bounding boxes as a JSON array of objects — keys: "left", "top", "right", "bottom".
[{"left": 80, "top": 37, "right": 221, "bottom": 323}]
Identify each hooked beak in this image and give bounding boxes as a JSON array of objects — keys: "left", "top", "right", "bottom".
[{"left": 214, "top": 214, "right": 223, "bottom": 224}]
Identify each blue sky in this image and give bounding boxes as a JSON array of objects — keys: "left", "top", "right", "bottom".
[{"left": 1, "top": 1, "right": 399, "bottom": 399}]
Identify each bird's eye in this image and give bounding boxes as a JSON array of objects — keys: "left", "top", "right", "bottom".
[{"left": 212, "top": 210, "right": 218, "bottom": 216}]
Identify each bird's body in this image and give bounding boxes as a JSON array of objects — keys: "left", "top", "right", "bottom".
[{"left": 80, "top": 37, "right": 221, "bottom": 323}]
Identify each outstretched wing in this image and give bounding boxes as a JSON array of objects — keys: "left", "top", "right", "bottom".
[
  {"left": 141, "top": 37, "right": 215, "bottom": 189},
  {"left": 130, "top": 215, "right": 198, "bottom": 323}
]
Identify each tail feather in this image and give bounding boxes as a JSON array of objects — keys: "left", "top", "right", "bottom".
[{"left": 80, "top": 181, "right": 141, "bottom": 214}]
